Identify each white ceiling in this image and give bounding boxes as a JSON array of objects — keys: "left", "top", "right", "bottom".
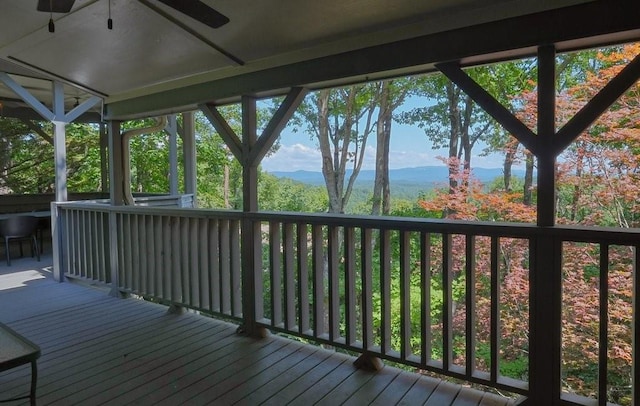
[{"left": 0, "top": 0, "right": 628, "bottom": 119}]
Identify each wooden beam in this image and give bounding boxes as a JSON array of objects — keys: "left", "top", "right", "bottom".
[
  {"left": 63, "top": 96, "right": 102, "bottom": 123},
  {"left": 536, "top": 45, "right": 557, "bottom": 228},
  {"left": 249, "top": 87, "right": 308, "bottom": 166},
  {"left": 105, "top": 0, "right": 640, "bottom": 120},
  {"left": 199, "top": 103, "right": 242, "bottom": 161},
  {"left": 21, "top": 119, "right": 53, "bottom": 145},
  {"left": 0, "top": 72, "right": 54, "bottom": 121},
  {"left": 139, "top": 0, "right": 244, "bottom": 66},
  {"left": 436, "top": 62, "right": 539, "bottom": 155},
  {"left": 242, "top": 95, "right": 257, "bottom": 168},
  {"left": 554, "top": 50, "right": 640, "bottom": 154}
]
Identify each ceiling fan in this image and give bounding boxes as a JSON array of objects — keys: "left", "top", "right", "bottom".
[{"left": 36, "top": 0, "right": 230, "bottom": 29}]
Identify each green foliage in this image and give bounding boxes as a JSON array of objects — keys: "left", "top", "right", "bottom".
[{"left": 259, "top": 173, "right": 328, "bottom": 212}]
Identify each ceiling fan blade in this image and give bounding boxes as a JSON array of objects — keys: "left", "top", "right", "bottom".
[
  {"left": 157, "top": 0, "right": 229, "bottom": 29},
  {"left": 37, "top": 0, "right": 76, "bottom": 13}
]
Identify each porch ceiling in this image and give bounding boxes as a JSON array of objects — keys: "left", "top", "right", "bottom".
[{"left": 0, "top": 0, "right": 639, "bottom": 120}]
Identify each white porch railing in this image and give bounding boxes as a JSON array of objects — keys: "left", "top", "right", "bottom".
[{"left": 51, "top": 202, "right": 639, "bottom": 406}]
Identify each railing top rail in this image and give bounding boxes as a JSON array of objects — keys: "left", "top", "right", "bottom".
[
  {"left": 53, "top": 203, "right": 640, "bottom": 245},
  {"left": 54, "top": 201, "right": 244, "bottom": 220}
]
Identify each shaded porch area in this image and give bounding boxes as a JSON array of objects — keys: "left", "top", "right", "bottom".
[{"left": 0, "top": 257, "right": 513, "bottom": 405}]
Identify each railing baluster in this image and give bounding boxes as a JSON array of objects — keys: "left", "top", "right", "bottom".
[
  {"left": 297, "top": 222, "right": 310, "bottom": 334},
  {"left": 161, "top": 216, "right": 171, "bottom": 299},
  {"left": 490, "top": 236, "right": 500, "bottom": 384},
  {"left": 92, "top": 212, "right": 99, "bottom": 281},
  {"left": 147, "top": 215, "right": 156, "bottom": 296},
  {"left": 362, "top": 228, "right": 373, "bottom": 351},
  {"left": 79, "top": 210, "right": 86, "bottom": 278},
  {"left": 443, "top": 233, "right": 452, "bottom": 371},
  {"left": 345, "top": 227, "right": 356, "bottom": 346},
  {"left": 312, "top": 224, "right": 325, "bottom": 339},
  {"left": 400, "top": 230, "right": 411, "bottom": 361},
  {"left": 328, "top": 225, "right": 340, "bottom": 342},
  {"left": 189, "top": 218, "right": 199, "bottom": 308},
  {"left": 139, "top": 215, "right": 147, "bottom": 295},
  {"left": 133, "top": 214, "right": 142, "bottom": 292},
  {"left": 421, "top": 231, "right": 432, "bottom": 367},
  {"left": 179, "top": 216, "right": 189, "bottom": 306},
  {"left": 219, "top": 219, "right": 230, "bottom": 314},
  {"left": 171, "top": 216, "right": 181, "bottom": 303},
  {"left": 125, "top": 214, "right": 134, "bottom": 290},
  {"left": 70, "top": 210, "right": 77, "bottom": 276},
  {"left": 198, "top": 218, "right": 209, "bottom": 311},
  {"left": 634, "top": 245, "right": 639, "bottom": 406},
  {"left": 269, "top": 221, "right": 282, "bottom": 328},
  {"left": 284, "top": 222, "right": 296, "bottom": 330},
  {"left": 599, "top": 243, "right": 609, "bottom": 406},
  {"left": 209, "top": 219, "right": 220, "bottom": 312},
  {"left": 466, "top": 234, "right": 476, "bottom": 378},
  {"left": 230, "top": 220, "right": 242, "bottom": 317},
  {"left": 380, "top": 228, "right": 391, "bottom": 355}
]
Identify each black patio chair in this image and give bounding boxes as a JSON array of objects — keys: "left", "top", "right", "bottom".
[{"left": 0, "top": 216, "right": 41, "bottom": 266}]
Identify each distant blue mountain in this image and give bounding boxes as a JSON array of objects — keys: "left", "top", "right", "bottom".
[{"left": 268, "top": 166, "right": 527, "bottom": 187}]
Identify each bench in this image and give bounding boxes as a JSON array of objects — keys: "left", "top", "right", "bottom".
[{"left": 0, "top": 322, "right": 40, "bottom": 405}]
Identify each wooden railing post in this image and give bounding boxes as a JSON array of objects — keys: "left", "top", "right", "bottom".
[
  {"left": 107, "top": 209, "right": 122, "bottom": 297},
  {"left": 527, "top": 233, "right": 563, "bottom": 405},
  {"left": 239, "top": 214, "right": 265, "bottom": 337},
  {"left": 51, "top": 202, "right": 64, "bottom": 282}
]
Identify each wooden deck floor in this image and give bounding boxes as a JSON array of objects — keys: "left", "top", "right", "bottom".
[{"left": 0, "top": 256, "right": 516, "bottom": 405}]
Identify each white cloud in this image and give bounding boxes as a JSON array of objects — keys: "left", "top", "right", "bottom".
[
  {"left": 261, "top": 144, "right": 513, "bottom": 173},
  {"left": 261, "top": 143, "right": 323, "bottom": 171},
  {"left": 263, "top": 144, "right": 449, "bottom": 172}
]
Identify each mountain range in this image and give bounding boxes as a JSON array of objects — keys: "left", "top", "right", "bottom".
[{"left": 268, "top": 166, "right": 526, "bottom": 188}]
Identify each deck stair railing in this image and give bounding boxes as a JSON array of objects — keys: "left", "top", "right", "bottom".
[{"left": 52, "top": 202, "right": 639, "bottom": 406}]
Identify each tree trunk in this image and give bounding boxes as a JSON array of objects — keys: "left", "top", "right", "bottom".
[
  {"left": 372, "top": 82, "right": 392, "bottom": 216},
  {"left": 523, "top": 151, "right": 534, "bottom": 206},
  {"left": 316, "top": 90, "right": 342, "bottom": 213},
  {"left": 503, "top": 151, "right": 514, "bottom": 192}
]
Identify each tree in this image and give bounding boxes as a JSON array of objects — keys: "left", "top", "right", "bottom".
[
  {"left": 296, "top": 85, "right": 377, "bottom": 213},
  {"left": 371, "top": 79, "right": 414, "bottom": 216}
]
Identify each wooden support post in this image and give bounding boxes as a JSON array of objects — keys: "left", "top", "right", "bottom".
[
  {"left": 108, "top": 120, "right": 125, "bottom": 206},
  {"left": 51, "top": 202, "right": 64, "bottom": 282},
  {"left": 527, "top": 45, "right": 562, "bottom": 406},
  {"left": 99, "top": 123, "right": 108, "bottom": 193},
  {"left": 107, "top": 120, "right": 124, "bottom": 297},
  {"left": 167, "top": 115, "right": 179, "bottom": 196},
  {"left": 182, "top": 111, "right": 197, "bottom": 203},
  {"left": 353, "top": 353, "right": 384, "bottom": 371},
  {"left": 200, "top": 90, "right": 306, "bottom": 337},
  {"left": 528, "top": 235, "right": 563, "bottom": 406},
  {"left": 239, "top": 96, "right": 264, "bottom": 337}
]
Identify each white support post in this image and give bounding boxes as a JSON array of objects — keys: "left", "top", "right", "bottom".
[
  {"left": 107, "top": 120, "right": 123, "bottom": 297},
  {"left": 167, "top": 115, "right": 179, "bottom": 196},
  {"left": 182, "top": 111, "right": 197, "bottom": 204},
  {"left": 53, "top": 121, "right": 68, "bottom": 202},
  {"left": 99, "top": 123, "right": 108, "bottom": 193},
  {"left": 52, "top": 82, "right": 68, "bottom": 202},
  {"left": 108, "top": 121, "right": 124, "bottom": 206},
  {"left": 51, "top": 202, "right": 63, "bottom": 282}
]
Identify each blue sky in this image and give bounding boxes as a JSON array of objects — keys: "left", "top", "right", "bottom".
[
  {"left": 260, "top": 94, "right": 510, "bottom": 173},
  {"left": 261, "top": 121, "right": 508, "bottom": 173}
]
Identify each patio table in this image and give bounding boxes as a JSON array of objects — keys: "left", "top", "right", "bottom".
[{"left": 0, "top": 322, "right": 40, "bottom": 405}]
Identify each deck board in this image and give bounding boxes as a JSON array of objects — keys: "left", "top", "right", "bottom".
[{"left": 0, "top": 258, "right": 517, "bottom": 405}]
